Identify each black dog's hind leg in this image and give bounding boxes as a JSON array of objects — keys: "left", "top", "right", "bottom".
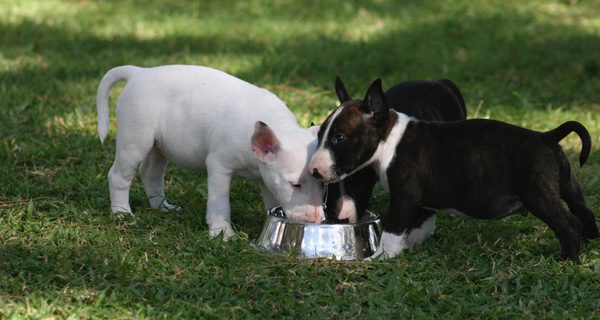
[
  {"left": 561, "top": 171, "right": 600, "bottom": 241},
  {"left": 522, "top": 188, "right": 582, "bottom": 262}
]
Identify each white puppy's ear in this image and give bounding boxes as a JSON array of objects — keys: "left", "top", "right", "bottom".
[
  {"left": 251, "top": 121, "right": 281, "bottom": 163},
  {"left": 308, "top": 125, "right": 321, "bottom": 137}
]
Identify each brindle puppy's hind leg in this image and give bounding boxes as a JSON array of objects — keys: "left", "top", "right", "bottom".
[
  {"left": 561, "top": 171, "right": 600, "bottom": 241},
  {"left": 521, "top": 187, "right": 582, "bottom": 262}
]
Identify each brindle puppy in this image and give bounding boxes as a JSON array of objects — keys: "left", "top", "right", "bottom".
[{"left": 310, "top": 79, "right": 598, "bottom": 261}]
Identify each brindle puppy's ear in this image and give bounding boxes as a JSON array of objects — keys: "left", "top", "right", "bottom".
[
  {"left": 335, "top": 76, "right": 353, "bottom": 103},
  {"left": 361, "top": 79, "right": 388, "bottom": 124}
]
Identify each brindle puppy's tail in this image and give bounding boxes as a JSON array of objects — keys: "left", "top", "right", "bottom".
[{"left": 542, "top": 121, "right": 591, "bottom": 167}]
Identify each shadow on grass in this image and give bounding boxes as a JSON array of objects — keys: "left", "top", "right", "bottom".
[
  {"left": 237, "top": 14, "right": 600, "bottom": 108},
  {"left": 1, "top": 6, "right": 599, "bottom": 132}
]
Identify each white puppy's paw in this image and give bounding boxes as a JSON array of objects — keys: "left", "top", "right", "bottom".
[
  {"left": 111, "top": 205, "right": 133, "bottom": 216},
  {"left": 110, "top": 207, "right": 135, "bottom": 223},
  {"left": 149, "top": 196, "right": 181, "bottom": 213},
  {"left": 158, "top": 200, "right": 181, "bottom": 213},
  {"left": 209, "top": 222, "right": 236, "bottom": 240}
]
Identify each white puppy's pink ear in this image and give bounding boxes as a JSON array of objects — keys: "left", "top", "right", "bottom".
[{"left": 251, "top": 121, "right": 281, "bottom": 162}]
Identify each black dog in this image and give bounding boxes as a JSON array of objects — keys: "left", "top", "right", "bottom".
[
  {"left": 324, "top": 77, "right": 467, "bottom": 223},
  {"left": 309, "top": 79, "right": 598, "bottom": 261}
]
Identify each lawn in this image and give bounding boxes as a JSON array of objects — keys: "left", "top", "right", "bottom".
[{"left": 1, "top": 0, "right": 600, "bottom": 318}]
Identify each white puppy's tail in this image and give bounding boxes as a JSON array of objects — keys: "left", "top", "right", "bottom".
[{"left": 96, "top": 65, "right": 142, "bottom": 143}]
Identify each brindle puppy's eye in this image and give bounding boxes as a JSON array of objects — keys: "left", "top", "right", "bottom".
[{"left": 331, "top": 132, "right": 346, "bottom": 144}]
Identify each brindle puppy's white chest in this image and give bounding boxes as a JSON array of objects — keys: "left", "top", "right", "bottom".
[{"left": 374, "top": 111, "right": 413, "bottom": 193}]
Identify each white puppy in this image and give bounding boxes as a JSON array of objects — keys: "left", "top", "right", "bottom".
[{"left": 97, "top": 65, "right": 325, "bottom": 239}]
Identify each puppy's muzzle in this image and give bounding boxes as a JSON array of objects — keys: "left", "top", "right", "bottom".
[{"left": 311, "top": 168, "right": 323, "bottom": 179}]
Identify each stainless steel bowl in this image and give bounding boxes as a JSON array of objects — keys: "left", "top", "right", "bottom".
[{"left": 253, "top": 206, "right": 382, "bottom": 260}]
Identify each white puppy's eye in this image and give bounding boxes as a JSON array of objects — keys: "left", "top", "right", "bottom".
[
  {"left": 331, "top": 133, "right": 346, "bottom": 144},
  {"left": 290, "top": 183, "right": 302, "bottom": 190}
]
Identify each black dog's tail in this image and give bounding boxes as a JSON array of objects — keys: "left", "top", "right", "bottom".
[
  {"left": 542, "top": 121, "right": 591, "bottom": 167},
  {"left": 439, "top": 79, "right": 467, "bottom": 119}
]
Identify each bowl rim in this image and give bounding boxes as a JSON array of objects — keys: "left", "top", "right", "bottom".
[{"left": 266, "top": 206, "right": 380, "bottom": 227}]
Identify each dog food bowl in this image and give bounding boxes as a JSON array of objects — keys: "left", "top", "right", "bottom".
[{"left": 253, "top": 206, "right": 382, "bottom": 260}]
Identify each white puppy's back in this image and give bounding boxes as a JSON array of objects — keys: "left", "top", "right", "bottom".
[{"left": 112, "top": 65, "right": 298, "bottom": 171}]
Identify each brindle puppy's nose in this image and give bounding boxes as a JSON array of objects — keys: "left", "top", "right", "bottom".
[{"left": 312, "top": 168, "right": 323, "bottom": 179}]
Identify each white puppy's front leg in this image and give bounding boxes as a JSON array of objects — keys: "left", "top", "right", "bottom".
[
  {"left": 259, "top": 182, "right": 278, "bottom": 211},
  {"left": 206, "top": 158, "right": 235, "bottom": 240}
]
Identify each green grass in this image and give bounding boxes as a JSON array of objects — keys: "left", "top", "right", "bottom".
[{"left": 1, "top": 0, "right": 600, "bottom": 318}]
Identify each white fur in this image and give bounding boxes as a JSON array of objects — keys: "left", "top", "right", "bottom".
[
  {"left": 406, "top": 215, "right": 436, "bottom": 247},
  {"left": 317, "top": 106, "right": 344, "bottom": 149},
  {"left": 365, "top": 217, "right": 436, "bottom": 261},
  {"left": 309, "top": 148, "right": 334, "bottom": 180},
  {"left": 309, "top": 106, "right": 343, "bottom": 178},
  {"left": 337, "top": 195, "right": 358, "bottom": 223},
  {"left": 365, "top": 231, "right": 409, "bottom": 261},
  {"left": 308, "top": 125, "right": 321, "bottom": 137},
  {"left": 97, "top": 65, "right": 325, "bottom": 239},
  {"left": 97, "top": 65, "right": 143, "bottom": 143},
  {"left": 371, "top": 111, "right": 412, "bottom": 191}
]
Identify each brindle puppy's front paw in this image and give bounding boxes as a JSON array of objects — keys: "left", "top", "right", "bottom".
[
  {"left": 364, "top": 231, "right": 408, "bottom": 261},
  {"left": 363, "top": 248, "right": 383, "bottom": 262}
]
